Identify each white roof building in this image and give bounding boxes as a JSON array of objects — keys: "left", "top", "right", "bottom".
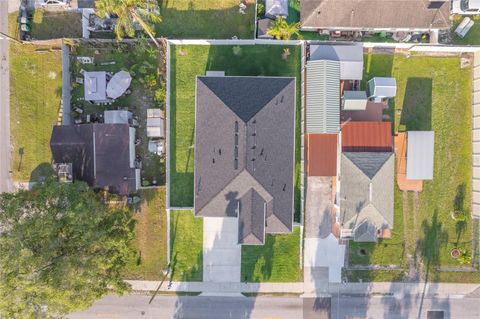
[
  {"left": 104, "top": 110, "right": 133, "bottom": 124},
  {"left": 84, "top": 71, "right": 107, "bottom": 101},
  {"left": 342, "top": 90, "right": 368, "bottom": 110},
  {"left": 367, "top": 77, "right": 397, "bottom": 99},
  {"left": 309, "top": 44, "right": 364, "bottom": 80},
  {"left": 407, "top": 131, "right": 434, "bottom": 180}
]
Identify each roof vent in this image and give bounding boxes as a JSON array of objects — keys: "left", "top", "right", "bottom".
[
  {"left": 123, "top": 176, "right": 128, "bottom": 181},
  {"left": 283, "top": 184, "right": 286, "bottom": 191},
  {"left": 281, "top": 95, "right": 284, "bottom": 103}
]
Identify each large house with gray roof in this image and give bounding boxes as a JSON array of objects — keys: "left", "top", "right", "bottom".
[
  {"left": 194, "top": 76, "right": 296, "bottom": 245},
  {"left": 339, "top": 152, "right": 394, "bottom": 242}
]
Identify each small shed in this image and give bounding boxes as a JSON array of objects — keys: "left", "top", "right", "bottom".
[
  {"left": 265, "top": 0, "right": 288, "bottom": 19},
  {"left": 367, "top": 77, "right": 397, "bottom": 100},
  {"left": 342, "top": 91, "right": 368, "bottom": 110},
  {"left": 406, "top": 131, "right": 434, "bottom": 180},
  {"left": 146, "top": 108, "right": 164, "bottom": 138},
  {"left": 104, "top": 110, "right": 132, "bottom": 124},
  {"left": 84, "top": 71, "right": 107, "bottom": 101}
]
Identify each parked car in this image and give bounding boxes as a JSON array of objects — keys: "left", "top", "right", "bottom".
[
  {"left": 452, "top": 0, "right": 480, "bottom": 15},
  {"left": 39, "top": 0, "right": 69, "bottom": 6}
]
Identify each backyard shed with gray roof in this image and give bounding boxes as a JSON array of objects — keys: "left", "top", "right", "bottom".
[
  {"left": 306, "top": 60, "right": 340, "bottom": 134},
  {"left": 194, "top": 76, "right": 296, "bottom": 245},
  {"left": 309, "top": 44, "right": 364, "bottom": 80},
  {"left": 368, "top": 77, "right": 397, "bottom": 100},
  {"left": 84, "top": 71, "right": 106, "bottom": 101},
  {"left": 407, "top": 131, "right": 435, "bottom": 180},
  {"left": 339, "top": 152, "right": 394, "bottom": 242}
]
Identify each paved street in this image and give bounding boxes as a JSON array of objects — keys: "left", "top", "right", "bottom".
[
  {"left": 69, "top": 293, "right": 480, "bottom": 319},
  {"left": 0, "top": 0, "right": 13, "bottom": 193}
]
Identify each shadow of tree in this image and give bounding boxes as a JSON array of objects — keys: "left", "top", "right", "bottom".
[
  {"left": 419, "top": 209, "right": 449, "bottom": 282},
  {"left": 29, "top": 162, "right": 55, "bottom": 183}
]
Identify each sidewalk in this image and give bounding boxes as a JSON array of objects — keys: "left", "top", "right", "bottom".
[
  {"left": 126, "top": 280, "right": 304, "bottom": 294},
  {"left": 126, "top": 280, "right": 480, "bottom": 298}
]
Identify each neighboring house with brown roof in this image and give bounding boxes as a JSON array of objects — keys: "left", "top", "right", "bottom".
[
  {"left": 194, "top": 76, "right": 296, "bottom": 245},
  {"left": 341, "top": 121, "right": 393, "bottom": 152},
  {"left": 300, "top": 0, "right": 450, "bottom": 32}
]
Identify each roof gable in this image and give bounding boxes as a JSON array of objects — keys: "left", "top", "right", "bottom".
[
  {"left": 343, "top": 152, "right": 392, "bottom": 179},
  {"left": 194, "top": 76, "right": 296, "bottom": 241},
  {"left": 198, "top": 77, "right": 292, "bottom": 122}
]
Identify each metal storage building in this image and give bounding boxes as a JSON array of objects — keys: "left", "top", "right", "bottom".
[{"left": 406, "top": 131, "right": 434, "bottom": 180}]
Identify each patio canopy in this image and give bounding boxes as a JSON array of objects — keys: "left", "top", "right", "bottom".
[
  {"left": 106, "top": 71, "right": 132, "bottom": 99},
  {"left": 84, "top": 71, "right": 106, "bottom": 101},
  {"left": 406, "top": 131, "right": 434, "bottom": 180}
]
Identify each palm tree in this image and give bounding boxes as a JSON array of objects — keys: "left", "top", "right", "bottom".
[
  {"left": 267, "top": 16, "right": 303, "bottom": 40},
  {"left": 96, "top": 0, "right": 162, "bottom": 47}
]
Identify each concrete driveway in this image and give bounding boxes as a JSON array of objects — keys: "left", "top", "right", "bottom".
[
  {"left": 203, "top": 217, "right": 241, "bottom": 283},
  {"left": 304, "top": 177, "right": 345, "bottom": 291}
]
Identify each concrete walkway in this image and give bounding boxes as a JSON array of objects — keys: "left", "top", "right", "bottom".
[
  {"left": 0, "top": 0, "right": 13, "bottom": 193},
  {"left": 61, "top": 43, "right": 72, "bottom": 125},
  {"left": 203, "top": 217, "right": 241, "bottom": 283},
  {"left": 126, "top": 280, "right": 480, "bottom": 298}
]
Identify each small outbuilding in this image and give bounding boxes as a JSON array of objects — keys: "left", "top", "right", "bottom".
[
  {"left": 84, "top": 71, "right": 107, "bottom": 101},
  {"left": 309, "top": 44, "right": 364, "bottom": 80},
  {"left": 367, "top": 77, "right": 397, "bottom": 100},
  {"left": 104, "top": 110, "right": 133, "bottom": 124},
  {"left": 342, "top": 91, "right": 368, "bottom": 111},
  {"left": 406, "top": 131, "right": 434, "bottom": 180},
  {"left": 265, "top": 0, "right": 289, "bottom": 19},
  {"left": 146, "top": 108, "right": 164, "bottom": 138}
]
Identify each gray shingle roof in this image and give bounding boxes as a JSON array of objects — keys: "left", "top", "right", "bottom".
[
  {"left": 195, "top": 76, "right": 296, "bottom": 244},
  {"left": 300, "top": 0, "right": 450, "bottom": 30},
  {"left": 50, "top": 124, "right": 137, "bottom": 195},
  {"left": 354, "top": 220, "right": 378, "bottom": 242},
  {"left": 306, "top": 60, "right": 340, "bottom": 133},
  {"left": 238, "top": 189, "right": 266, "bottom": 244},
  {"left": 339, "top": 152, "right": 394, "bottom": 241}
]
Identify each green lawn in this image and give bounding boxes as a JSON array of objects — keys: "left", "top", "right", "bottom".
[
  {"left": 241, "top": 227, "right": 302, "bottom": 282},
  {"left": 30, "top": 9, "right": 82, "bottom": 40},
  {"left": 156, "top": 0, "right": 255, "bottom": 39},
  {"left": 170, "top": 210, "right": 203, "bottom": 281},
  {"left": 451, "top": 15, "right": 480, "bottom": 45},
  {"left": 124, "top": 188, "right": 168, "bottom": 280},
  {"left": 10, "top": 43, "right": 62, "bottom": 182},
  {"left": 169, "top": 44, "right": 302, "bottom": 221},
  {"left": 348, "top": 53, "right": 474, "bottom": 281}
]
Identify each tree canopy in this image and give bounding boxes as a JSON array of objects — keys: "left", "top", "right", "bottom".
[
  {"left": 0, "top": 180, "right": 135, "bottom": 318},
  {"left": 267, "top": 17, "right": 303, "bottom": 40},
  {"left": 96, "top": 0, "right": 162, "bottom": 47}
]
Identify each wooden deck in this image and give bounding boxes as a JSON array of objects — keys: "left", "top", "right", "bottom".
[{"left": 395, "top": 132, "right": 423, "bottom": 192}]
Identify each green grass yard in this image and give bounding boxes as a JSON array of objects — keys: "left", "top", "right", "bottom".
[
  {"left": 124, "top": 188, "right": 168, "bottom": 280},
  {"left": 170, "top": 210, "right": 203, "bottom": 281},
  {"left": 348, "top": 53, "right": 474, "bottom": 282},
  {"left": 30, "top": 9, "right": 82, "bottom": 40},
  {"left": 169, "top": 44, "right": 302, "bottom": 221},
  {"left": 156, "top": 0, "right": 255, "bottom": 39},
  {"left": 241, "top": 227, "right": 302, "bottom": 282},
  {"left": 10, "top": 43, "right": 62, "bottom": 182}
]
